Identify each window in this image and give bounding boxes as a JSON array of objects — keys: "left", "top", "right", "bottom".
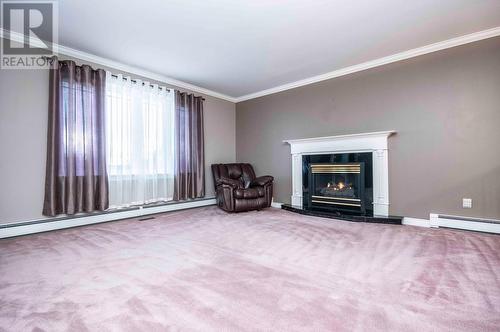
[{"left": 105, "top": 72, "right": 175, "bottom": 208}]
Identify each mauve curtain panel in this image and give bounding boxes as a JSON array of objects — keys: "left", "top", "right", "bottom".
[
  {"left": 43, "top": 59, "right": 109, "bottom": 216},
  {"left": 173, "top": 91, "right": 205, "bottom": 200}
]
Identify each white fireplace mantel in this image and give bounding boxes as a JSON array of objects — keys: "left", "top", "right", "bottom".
[{"left": 283, "top": 131, "right": 396, "bottom": 216}]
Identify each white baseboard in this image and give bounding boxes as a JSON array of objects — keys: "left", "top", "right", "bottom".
[
  {"left": 0, "top": 198, "right": 216, "bottom": 239},
  {"left": 402, "top": 217, "right": 430, "bottom": 228},
  {"left": 264, "top": 203, "right": 500, "bottom": 234},
  {"left": 5, "top": 200, "right": 498, "bottom": 239}
]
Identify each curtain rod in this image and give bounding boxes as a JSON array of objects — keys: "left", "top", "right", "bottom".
[
  {"left": 110, "top": 74, "right": 171, "bottom": 92},
  {"left": 42, "top": 56, "right": 205, "bottom": 100},
  {"left": 107, "top": 75, "right": 206, "bottom": 100}
]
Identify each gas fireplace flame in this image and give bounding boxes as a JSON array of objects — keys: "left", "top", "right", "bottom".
[{"left": 327, "top": 182, "right": 352, "bottom": 191}]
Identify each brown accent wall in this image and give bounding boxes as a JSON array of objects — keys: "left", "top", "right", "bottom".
[{"left": 236, "top": 37, "right": 500, "bottom": 219}]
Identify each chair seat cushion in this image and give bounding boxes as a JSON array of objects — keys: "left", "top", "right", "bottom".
[{"left": 234, "top": 187, "right": 265, "bottom": 199}]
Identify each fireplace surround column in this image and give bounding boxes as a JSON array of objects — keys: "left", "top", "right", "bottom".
[
  {"left": 372, "top": 149, "right": 390, "bottom": 216},
  {"left": 291, "top": 153, "right": 303, "bottom": 206}
]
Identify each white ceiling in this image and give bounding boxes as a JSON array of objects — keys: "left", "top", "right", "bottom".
[{"left": 58, "top": 0, "right": 500, "bottom": 99}]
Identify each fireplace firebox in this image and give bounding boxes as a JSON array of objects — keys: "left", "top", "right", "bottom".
[
  {"left": 308, "top": 163, "right": 366, "bottom": 214},
  {"left": 302, "top": 153, "right": 373, "bottom": 216}
]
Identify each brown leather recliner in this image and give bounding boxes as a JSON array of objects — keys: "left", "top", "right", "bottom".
[{"left": 212, "top": 163, "right": 274, "bottom": 212}]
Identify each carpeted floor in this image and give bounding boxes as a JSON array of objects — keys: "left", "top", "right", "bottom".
[{"left": 1, "top": 207, "right": 499, "bottom": 331}]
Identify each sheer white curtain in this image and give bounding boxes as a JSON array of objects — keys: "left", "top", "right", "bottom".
[{"left": 105, "top": 72, "right": 175, "bottom": 208}]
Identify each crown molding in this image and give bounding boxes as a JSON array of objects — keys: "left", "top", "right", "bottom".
[
  {"left": 2, "top": 26, "right": 500, "bottom": 104},
  {"left": 0, "top": 28, "right": 238, "bottom": 102},
  {"left": 234, "top": 26, "right": 500, "bottom": 102}
]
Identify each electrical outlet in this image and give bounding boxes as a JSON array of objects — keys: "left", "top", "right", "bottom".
[{"left": 462, "top": 198, "right": 472, "bottom": 209}]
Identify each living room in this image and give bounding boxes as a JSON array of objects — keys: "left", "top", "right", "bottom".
[{"left": 1, "top": 1, "right": 499, "bottom": 331}]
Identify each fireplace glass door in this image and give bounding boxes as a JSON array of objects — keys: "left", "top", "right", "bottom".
[{"left": 308, "top": 163, "right": 365, "bottom": 214}]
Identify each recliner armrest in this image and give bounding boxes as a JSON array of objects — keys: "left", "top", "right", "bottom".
[
  {"left": 250, "top": 175, "right": 274, "bottom": 187},
  {"left": 216, "top": 177, "right": 241, "bottom": 189}
]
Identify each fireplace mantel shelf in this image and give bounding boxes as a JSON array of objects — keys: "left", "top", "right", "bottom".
[
  {"left": 284, "top": 130, "right": 396, "bottom": 216},
  {"left": 283, "top": 130, "right": 396, "bottom": 145}
]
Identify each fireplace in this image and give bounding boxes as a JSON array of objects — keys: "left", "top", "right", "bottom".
[
  {"left": 308, "top": 163, "right": 366, "bottom": 214},
  {"left": 283, "top": 131, "right": 400, "bottom": 223},
  {"left": 303, "top": 153, "right": 373, "bottom": 216}
]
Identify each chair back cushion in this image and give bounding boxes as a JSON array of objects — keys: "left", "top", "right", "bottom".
[{"left": 212, "top": 163, "right": 256, "bottom": 189}]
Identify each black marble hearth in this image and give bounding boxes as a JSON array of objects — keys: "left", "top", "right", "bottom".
[{"left": 281, "top": 204, "right": 403, "bottom": 225}]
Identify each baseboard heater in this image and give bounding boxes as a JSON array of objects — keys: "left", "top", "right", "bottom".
[
  {"left": 430, "top": 213, "right": 500, "bottom": 234},
  {"left": 0, "top": 198, "right": 216, "bottom": 239}
]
